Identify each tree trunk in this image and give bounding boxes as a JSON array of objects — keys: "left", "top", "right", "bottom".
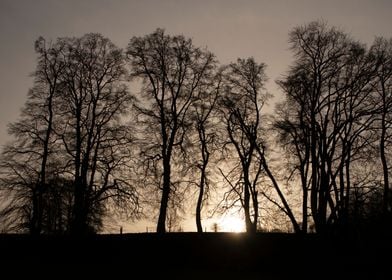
[
  {"left": 157, "top": 158, "right": 171, "bottom": 233},
  {"left": 380, "top": 109, "right": 390, "bottom": 215},
  {"left": 300, "top": 159, "right": 309, "bottom": 233},
  {"left": 317, "top": 157, "right": 329, "bottom": 234},
  {"left": 71, "top": 108, "right": 87, "bottom": 235},
  {"left": 196, "top": 124, "right": 210, "bottom": 233},
  {"left": 342, "top": 148, "right": 351, "bottom": 233},
  {"left": 310, "top": 112, "right": 319, "bottom": 233},
  {"left": 72, "top": 179, "right": 88, "bottom": 235},
  {"left": 31, "top": 83, "right": 56, "bottom": 235},
  {"left": 196, "top": 166, "right": 206, "bottom": 233},
  {"left": 263, "top": 159, "right": 301, "bottom": 233},
  {"left": 252, "top": 190, "right": 259, "bottom": 233},
  {"left": 302, "top": 184, "right": 308, "bottom": 233},
  {"left": 243, "top": 169, "right": 253, "bottom": 233},
  {"left": 30, "top": 189, "right": 40, "bottom": 235}
]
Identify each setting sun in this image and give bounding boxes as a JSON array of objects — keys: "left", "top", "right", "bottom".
[{"left": 219, "top": 216, "right": 245, "bottom": 232}]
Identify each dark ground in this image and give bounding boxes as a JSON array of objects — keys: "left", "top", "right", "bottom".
[{"left": 0, "top": 232, "right": 390, "bottom": 279}]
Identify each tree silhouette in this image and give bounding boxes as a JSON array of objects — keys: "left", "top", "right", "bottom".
[
  {"left": 0, "top": 24, "right": 391, "bottom": 238},
  {"left": 186, "top": 73, "right": 221, "bottom": 232},
  {"left": 0, "top": 37, "right": 66, "bottom": 234},
  {"left": 218, "top": 58, "right": 268, "bottom": 233},
  {"left": 127, "top": 29, "right": 216, "bottom": 233},
  {"left": 276, "top": 21, "right": 382, "bottom": 234},
  {"left": 0, "top": 33, "right": 139, "bottom": 235},
  {"left": 56, "top": 33, "right": 136, "bottom": 235},
  {"left": 369, "top": 38, "right": 392, "bottom": 216}
]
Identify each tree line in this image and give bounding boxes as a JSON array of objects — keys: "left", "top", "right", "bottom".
[{"left": 0, "top": 21, "right": 391, "bottom": 236}]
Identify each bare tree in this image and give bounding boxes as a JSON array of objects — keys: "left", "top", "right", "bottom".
[
  {"left": 219, "top": 58, "right": 268, "bottom": 233},
  {"left": 127, "top": 29, "right": 216, "bottom": 233},
  {"left": 369, "top": 38, "right": 392, "bottom": 216},
  {"left": 277, "top": 21, "right": 379, "bottom": 234},
  {"left": 57, "top": 33, "right": 136, "bottom": 235},
  {"left": 0, "top": 37, "right": 66, "bottom": 234},
  {"left": 188, "top": 73, "right": 220, "bottom": 232},
  {"left": 274, "top": 96, "right": 312, "bottom": 232},
  {"left": 218, "top": 58, "right": 300, "bottom": 233},
  {"left": 0, "top": 33, "right": 139, "bottom": 235}
]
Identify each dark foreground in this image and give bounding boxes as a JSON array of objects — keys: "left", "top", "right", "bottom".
[{"left": 0, "top": 232, "right": 390, "bottom": 279}]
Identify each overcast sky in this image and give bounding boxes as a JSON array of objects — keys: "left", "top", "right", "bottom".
[{"left": 1, "top": 0, "right": 392, "bottom": 147}]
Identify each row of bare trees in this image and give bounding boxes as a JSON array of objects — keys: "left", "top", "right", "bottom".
[
  {"left": 1, "top": 21, "right": 391, "bottom": 235},
  {"left": 0, "top": 34, "right": 137, "bottom": 235},
  {"left": 276, "top": 21, "right": 392, "bottom": 235}
]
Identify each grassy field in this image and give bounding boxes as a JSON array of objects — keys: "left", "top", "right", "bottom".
[{"left": 0, "top": 232, "right": 389, "bottom": 279}]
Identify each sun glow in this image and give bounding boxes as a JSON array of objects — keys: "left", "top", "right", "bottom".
[{"left": 219, "top": 216, "right": 245, "bottom": 232}]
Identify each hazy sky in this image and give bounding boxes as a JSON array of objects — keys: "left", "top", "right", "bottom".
[
  {"left": 1, "top": 0, "right": 392, "bottom": 147},
  {"left": 1, "top": 0, "right": 392, "bottom": 231}
]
